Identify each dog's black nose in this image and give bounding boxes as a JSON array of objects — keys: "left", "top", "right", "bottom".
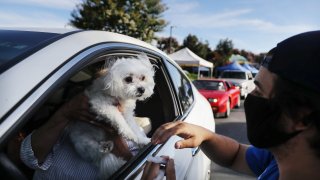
[{"left": 137, "top": 87, "right": 145, "bottom": 94}]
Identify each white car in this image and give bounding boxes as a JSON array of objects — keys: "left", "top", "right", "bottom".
[
  {"left": 0, "top": 29, "right": 215, "bottom": 179},
  {"left": 219, "top": 70, "right": 255, "bottom": 99}
]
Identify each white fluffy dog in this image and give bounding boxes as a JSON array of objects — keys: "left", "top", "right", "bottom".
[{"left": 69, "top": 54, "right": 155, "bottom": 178}]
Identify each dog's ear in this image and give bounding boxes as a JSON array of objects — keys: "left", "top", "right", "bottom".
[
  {"left": 136, "top": 53, "right": 149, "bottom": 62},
  {"left": 136, "top": 53, "right": 156, "bottom": 73}
]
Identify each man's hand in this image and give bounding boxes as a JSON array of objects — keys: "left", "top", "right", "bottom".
[{"left": 151, "top": 122, "right": 212, "bottom": 149}]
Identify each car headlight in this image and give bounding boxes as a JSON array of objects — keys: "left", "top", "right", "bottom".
[{"left": 208, "top": 98, "right": 218, "bottom": 103}]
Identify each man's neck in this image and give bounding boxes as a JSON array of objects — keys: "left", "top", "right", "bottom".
[{"left": 271, "top": 135, "right": 320, "bottom": 180}]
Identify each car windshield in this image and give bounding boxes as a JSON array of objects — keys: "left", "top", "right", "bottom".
[
  {"left": 220, "top": 71, "right": 246, "bottom": 79},
  {"left": 193, "top": 80, "right": 221, "bottom": 90},
  {"left": 0, "top": 30, "right": 60, "bottom": 73}
]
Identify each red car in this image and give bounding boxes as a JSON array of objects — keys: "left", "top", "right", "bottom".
[{"left": 193, "top": 79, "right": 241, "bottom": 118}]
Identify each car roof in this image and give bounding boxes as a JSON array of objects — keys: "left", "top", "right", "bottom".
[
  {"left": 0, "top": 28, "right": 170, "bottom": 71},
  {"left": 0, "top": 27, "right": 77, "bottom": 34},
  {"left": 0, "top": 29, "right": 170, "bottom": 73}
]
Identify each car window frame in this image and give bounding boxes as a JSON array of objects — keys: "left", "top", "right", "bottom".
[{"left": 161, "top": 60, "right": 195, "bottom": 115}]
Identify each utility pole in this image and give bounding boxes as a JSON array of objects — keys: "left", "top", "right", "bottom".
[{"left": 169, "top": 26, "right": 176, "bottom": 54}]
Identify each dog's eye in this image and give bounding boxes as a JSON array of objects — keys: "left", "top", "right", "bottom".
[
  {"left": 124, "top": 76, "right": 133, "bottom": 83},
  {"left": 140, "top": 76, "right": 145, "bottom": 81}
]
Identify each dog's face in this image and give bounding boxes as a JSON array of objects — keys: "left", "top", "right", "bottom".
[{"left": 104, "top": 54, "right": 155, "bottom": 100}]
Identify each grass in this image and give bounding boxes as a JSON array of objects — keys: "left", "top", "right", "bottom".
[{"left": 186, "top": 73, "right": 198, "bottom": 81}]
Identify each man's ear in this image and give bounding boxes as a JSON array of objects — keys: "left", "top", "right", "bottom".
[{"left": 293, "top": 108, "right": 314, "bottom": 131}]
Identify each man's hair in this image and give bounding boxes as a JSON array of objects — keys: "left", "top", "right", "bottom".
[{"left": 273, "top": 76, "right": 320, "bottom": 157}]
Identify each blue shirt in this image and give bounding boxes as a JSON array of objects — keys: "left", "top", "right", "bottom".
[{"left": 246, "top": 146, "right": 279, "bottom": 180}]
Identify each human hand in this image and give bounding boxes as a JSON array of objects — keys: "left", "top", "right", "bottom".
[
  {"left": 50, "top": 93, "right": 95, "bottom": 125},
  {"left": 151, "top": 121, "right": 211, "bottom": 149},
  {"left": 31, "top": 93, "right": 96, "bottom": 162},
  {"left": 141, "top": 156, "right": 175, "bottom": 180}
]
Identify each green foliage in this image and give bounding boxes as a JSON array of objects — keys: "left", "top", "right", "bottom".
[
  {"left": 216, "top": 38, "right": 234, "bottom": 56},
  {"left": 157, "top": 36, "right": 179, "bottom": 54},
  {"left": 70, "top": 0, "right": 168, "bottom": 42},
  {"left": 212, "top": 38, "right": 234, "bottom": 67},
  {"left": 186, "top": 73, "right": 198, "bottom": 81},
  {"left": 254, "top": 53, "right": 266, "bottom": 64},
  {"left": 180, "top": 34, "right": 212, "bottom": 60}
]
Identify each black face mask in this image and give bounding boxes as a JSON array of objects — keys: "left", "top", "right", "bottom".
[{"left": 244, "top": 94, "right": 301, "bottom": 148}]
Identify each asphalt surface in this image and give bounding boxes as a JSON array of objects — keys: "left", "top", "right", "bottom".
[{"left": 210, "top": 100, "right": 256, "bottom": 180}]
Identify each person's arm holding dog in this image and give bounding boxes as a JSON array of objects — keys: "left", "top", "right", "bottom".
[
  {"left": 30, "top": 93, "right": 95, "bottom": 163},
  {"left": 151, "top": 121, "right": 254, "bottom": 175}
]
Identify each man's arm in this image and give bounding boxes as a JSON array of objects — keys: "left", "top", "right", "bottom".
[{"left": 151, "top": 121, "right": 254, "bottom": 175}]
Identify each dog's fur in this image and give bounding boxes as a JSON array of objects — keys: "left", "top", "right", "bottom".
[{"left": 69, "top": 54, "right": 155, "bottom": 178}]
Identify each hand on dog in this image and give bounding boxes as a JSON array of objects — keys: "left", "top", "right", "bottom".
[
  {"left": 141, "top": 156, "right": 176, "bottom": 180},
  {"left": 52, "top": 93, "right": 96, "bottom": 126},
  {"left": 32, "top": 93, "right": 95, "bottom": 163}
]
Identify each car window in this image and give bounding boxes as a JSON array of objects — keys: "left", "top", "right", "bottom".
[
  {"left": 165, "top": 62, "right": 194, "bottom": 113},
  {"left": 193, "top": 80, "right": 220, "bottom": 91},
  {"left": 218, "top": 82, "right": 226, "bottom": 91},
  {"left": 0, "top": 51, "right": 176, "bottom": 179},
  {"left": 221, "top": 71, "right": 246, "bottom": 79},
  {"left": 225, "top": 81, "right": 232, "bottom": 89}
]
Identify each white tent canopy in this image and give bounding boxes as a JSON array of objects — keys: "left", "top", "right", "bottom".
[
  {"left": 169, "top": 47, "right": 213, "bottom": 68},
  {"left": 169, "top": 47, "right": 213, "bottom": 78}
]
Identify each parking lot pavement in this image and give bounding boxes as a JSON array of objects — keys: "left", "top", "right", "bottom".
[{"left": 211, "top": 100, "right": 256, "bottom": 180}]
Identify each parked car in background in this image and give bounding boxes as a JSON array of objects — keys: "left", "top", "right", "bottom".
[
  {"left": 0, "top": 29, "right": 215, "bottom": 180},
  {"left": 193, "top": 79, "right": 241, "bottom": 118},
  {"left": 218, "top": 70, "right": 255, "bottom": 99}
]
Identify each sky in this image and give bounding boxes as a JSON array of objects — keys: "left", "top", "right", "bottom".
[{"left": 1, "top": 0, "right": 319, "bottom": 54}]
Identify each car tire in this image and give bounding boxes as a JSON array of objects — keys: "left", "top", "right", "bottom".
[
  {"left": 235, "top": 95, "right": 241, "bottom": 108},
  {"left": 224, "top": 100, "right": 231, "bottom": 118}
]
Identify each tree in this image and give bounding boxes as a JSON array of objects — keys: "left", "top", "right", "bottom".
[
  {"left": 212, "top": 38, "right": 234, "bottom": 67},
  {"left": 180, "top": 34, "right": 212, "bottom": 60},
  {"left": 156, "top": 37, "right": 179, "bottom": 54},
  {"left": 254, "top": 53, "right": 266, "bottom": 64},
  {"left": 216, "top": 38, "right": 233, "bottom": 56},
  {"left": 70, "top": 0, "right": 167, "bottom": 42}
]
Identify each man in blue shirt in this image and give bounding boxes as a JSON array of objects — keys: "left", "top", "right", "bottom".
[{"left": 150, "top": 31, "right": 320, "bottom": 180}]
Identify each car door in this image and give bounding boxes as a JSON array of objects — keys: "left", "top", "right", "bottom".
[{"left": 0, "top": 40, "right": 214, "bottom": 179}]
